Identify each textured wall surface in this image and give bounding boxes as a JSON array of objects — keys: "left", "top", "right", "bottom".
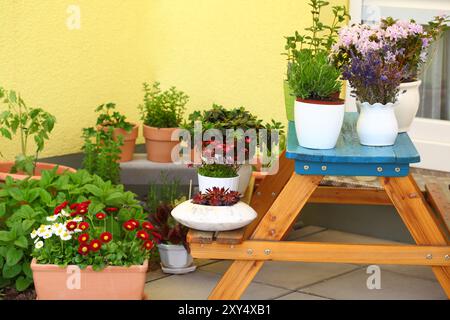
[
  {"left": 0, "top": 0, "right": 152, "bottom": 158},
  {"left": 0, "top": 0, "right": 347, "bottom": 159}
]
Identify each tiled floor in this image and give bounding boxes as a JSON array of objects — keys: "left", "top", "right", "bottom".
[{"left": 144, "top": 226, "right": 448, "bottom": 300}]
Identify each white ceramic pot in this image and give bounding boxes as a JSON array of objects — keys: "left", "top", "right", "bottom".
[
  {"left": 294, "top": 98, "right": 345, "bottom": 149},
  {"left": 157, "top": 243, "right": 193, "bottom": 269},
  {"left": 357, "top": 102, "right": 399, "bottom": 146},
  {"left": 395, "top": 80, "right": 421, "bottom": 133},
  {"left": 171, "top": 200, "right": 257, "bottom": 231},
  {"left": 237, "top": 164, "right": 252, "bottom": 195},
  {"left": 198, "top": 173, "right": 239, "bottom": 193}
]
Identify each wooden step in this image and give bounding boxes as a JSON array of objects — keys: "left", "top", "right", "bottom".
[
  {"left": 425, "top": 183, "right": 450, "bottom": 233},
  {"left": 187, "top": 228, "right": 245, "bottom": 245}
]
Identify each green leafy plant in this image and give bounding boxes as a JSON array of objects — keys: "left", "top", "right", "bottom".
[
  {"left": 95, "top": 102, "right": 133, "bottom": 131},
  {"left": 146, "top": 172, "right": 184, "bottom": 213},
  {"left": 288, "top": 49, "right": 342, "bottom": 100},
  {"left": 0, "top": 169, "right": 145, "bottom": 291},
  {"left": 197, "top": 163, "right": 238, "bottom": 178},
  {"left": 0, "top": 87, "right": 56, "bottom": 175},
  {"left": 284, "top": 0, "right": 349, "bottom": 64},
  {"left": 81, "top": 104, "right": 126, "bottom": 184},
  {"left": 139, "top": 82, "right": 189, "bottom": 128}
]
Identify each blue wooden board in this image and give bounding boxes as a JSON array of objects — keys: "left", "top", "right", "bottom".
[{"left": 285, "top": 113, "right": 420, "bottom": 177}]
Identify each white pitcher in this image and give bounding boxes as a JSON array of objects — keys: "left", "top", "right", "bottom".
[{"left": 357, "top": 102, "right": 399, "bottom": 146}]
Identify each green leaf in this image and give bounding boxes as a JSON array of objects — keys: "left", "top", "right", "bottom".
[
  {"left": 15, "top": 276, "right": 33, "bottom": 291},
  {"left": 7, "top": 187, "right": 24, "bottom": 201},
  {"left": 0, "top": 231, "right": 13, "bottom": 242},
  {"left": 22, "top": 262, "right": 32, "bottom": 278},
  {"left": 105, "top": 192, "right": 124, "bottom": 205},
  {"left": 14, "top": 236, "right": 28, "bottom": 249},
  {"left": 0, "top": 202, "right": 6, "bottom": 217},
  {"left": 2, "top": 263, "right": 22, "bottom": 279},
  {"left": 6, "top": 247, "right": 23, "bottom": 266},
  {"left": 84, "top": 184, "right": 103, "bottom": 197},
  {"left": 39, "top": 189, "right": 52, "bottom": 204}
]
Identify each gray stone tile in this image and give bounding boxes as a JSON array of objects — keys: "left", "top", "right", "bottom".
[
  {"left": 200, "top": 260, "right": 358, "bottom": 290},
  {"left": 302, "top": 268, "right": 447, "bottom": 300},
  {"left": 145, "top": 270, "right": 290, "bottom": 300},
  {"left": 301, "top": 229, "right": 399, "bottom": 244},
  {"left": 286, "top": 226, "right": 327, "bottom": 240},
  {"left": 379, "top": 265, "right": 437, "bottom": 281},
  {"left": 146, "top": 268, "right": 170, "bottom": 282},
  {"left": 276, "top": 292, "right": 330, "bottom": 300}
]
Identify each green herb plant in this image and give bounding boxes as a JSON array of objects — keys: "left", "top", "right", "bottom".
[
  {"left": 0, "top": 87, "right": 56, "bottom": 175},
  {"left": 139, "top": 82, "right": 189, "bottom": 128},
  {"left": 197, "top": 163, "right": 238, "bottom": 178},
  {"left": 95, "top": 102, "right": 133, "bottom": 131}
]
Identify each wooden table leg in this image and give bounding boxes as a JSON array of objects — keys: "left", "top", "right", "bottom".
[
  {"left": 209, "top": 173, "right": 323, "bottom": 300},
  {"left": 381, "top": 175, "right": 450, "bottom": 298}
]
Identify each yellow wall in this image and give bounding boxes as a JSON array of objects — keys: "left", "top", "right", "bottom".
[{"left": 0, "top": 0, "right": 347, "bottom": 159}]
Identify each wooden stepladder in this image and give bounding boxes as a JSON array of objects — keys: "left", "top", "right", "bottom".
[{"left": 187, "top": 113, "right": 450, "bottom": 299}]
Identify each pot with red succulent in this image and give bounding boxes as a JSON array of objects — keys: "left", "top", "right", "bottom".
[
  {"left": 30, "top": 200, "right": 160, "bottom": 300},
  {"left": 171, "top": 187, "right": 257, "bottom": 232}
]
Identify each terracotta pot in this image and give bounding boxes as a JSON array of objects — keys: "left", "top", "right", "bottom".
[
  {"left": 113, "top": 124, "right": 139, "bottom": 162},
  {"left": 142, "top": 125, "right": 179, "bottom": 163},
  {"left": 0, "top": 162, "right": 76, "bottom": 182},
  {"left": 31, "top": 259, "right": 148, "bottom": 300}
]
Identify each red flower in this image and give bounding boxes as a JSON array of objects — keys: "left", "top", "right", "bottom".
[
  {"left": 95, "top": 212, "right": 106, "bottom": 220},
  {"left": 100, "top": 232, "right": 112, "bottom": 243},
  {"left": 66, "top": 221, "right": 78, "bottom": 231},
  {"left": 89, "top": 239, "right": 102, "bottom": 252},
  {"left": 78, "top": 233, "right": 89, "bottom": 243},
  {"left": 105, "top": 207, "right": 118, "bottom": 212},
  {"left": 129, "top": 219, "right": 139, "bottom": 228},
  {"left": 78, "top": 222, "right": 89, "bottom": 231},
  {"left": 143, "top": 240, "right": 154, "bottom": 250},
  {"left": 142, "top": 222, "right": 154, "bottom": 230},
  {"left": 123, "top": 221, "right": 135, "bottom": 231},
  {"left": 136, "top": 230, "right": 149, "bottom": 240},
  {"left": 54, "top": 201, "right": 69, "bottom": 215},
  {"left": 78, "top": 243, "right": 89, "bottom": 255},
  {"left": 70, "top": 203, "right": 79, "bottom": 210}
]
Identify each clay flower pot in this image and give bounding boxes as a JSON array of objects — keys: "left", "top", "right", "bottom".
[
  {"left": 31, "top": 259, "right": 148, "bottom": 300},
  {"left": 0, "top": 162, "right": 76, "bottom": 182},
  {"left": 142, "top": 125, "right": 179, "bottom": 163},
  {"left": 113, "top": 124, "right": 139, "bottom": 162}
]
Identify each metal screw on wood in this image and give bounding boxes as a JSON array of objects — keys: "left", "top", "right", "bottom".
[
  {"left": 247, "top": 249, "right": 253, "bottom": 255},
  {"left": 256, "top": 191, "right": 261, "bottom": 196},
  {"left": 377, "top": 167, "right": 383, "bottom": 172},
  {"left": 270, "top": 215, "right": 277, "bottom": 221},
  {"left": 269, "top": 229, "right": 276, "bottom": 236},
  {"left": 445, "top": 255, "right": 450, "bottom": 261},
  {"left": 304, "top": 165, "right": 310, "bottom": 170},
  {"left": 264, "top": 249, "right": 271, "bottom": 255},
  {"left": 321, "top": 166, "right": 327, "bottom": 171},
  {"left": 426, "top": 254, "right": 433, "bottom": 260},
  {"left": 395, "top": 167, "right": 401, "bottom": 173},
  {"left": 271, "top": 192, "right": 276, "bottom": 197}
]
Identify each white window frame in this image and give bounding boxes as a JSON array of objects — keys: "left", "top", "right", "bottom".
[{"left": 348, "top": 0, "right": 450, "bottom": 172}]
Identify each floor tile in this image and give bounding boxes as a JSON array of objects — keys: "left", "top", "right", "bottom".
[
  {"left": 276, "top": 292, "right": 330, "bottom": 300},
  {"left": 200, "top": 260, "right": 358, "bottom": 290},
  {"left": 378, "top": 265, "right": 437, "bottom": 281},
  {"left": 286, "top": 226, "right": 326, "bottom": 240},
  {"left": 145, "top": 270, "right": 290, "bottom": 300},
  {"left": 301, "top": 268, "right": 447, "bottom": 300}
]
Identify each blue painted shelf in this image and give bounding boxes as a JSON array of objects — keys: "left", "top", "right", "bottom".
[{"left": 285, "top": 113, "right": 420, "bottom": 177}]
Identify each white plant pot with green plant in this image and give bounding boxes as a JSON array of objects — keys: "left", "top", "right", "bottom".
[
  {"left": 171, "top": 188, "right": 257, "bottom": 232},
  {"left": 288, "top": 50, "right": 345, "bottom": 150},
  {"left": 197, "top": 164, "right": 240, "bottom": 193}
]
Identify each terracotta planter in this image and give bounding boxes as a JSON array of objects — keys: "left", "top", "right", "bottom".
[
  {"left": 31, "top": 259, "right": 148, "bottom": 300},
  {"left": 0, "top": 162, "right": 76, "bottom": 182},
  {"left": 113, "top": 124, "right": 139, "bottom": 162},
  {"left": 142, "top": 125, "right": 179, "bottom": 163}
]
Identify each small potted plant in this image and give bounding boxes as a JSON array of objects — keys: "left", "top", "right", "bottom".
[
  {"left": 283, "top": 0, "right": 348, "bottom": 122},
  {"left": 332, "top": 16, "right": 449, "bottom": 132},
  {"left": 139, "top": 82, "right": 189, "bottom": 163},
  {"left": 171, "top": 187, "right": 257, "bottom": 232},
  {"left": 30, "top": 199, "right": 159, "bottom": 300},
  {"left": 332, "top": 23, "right": 408, "bottom": 146},
  {"left": 288, "top": 49, "right": 345, "bottom": 150},
  {"left": 146, "top": 174, "right": 194, "bottom": 274},
  {"left": 95, "top": 102, "right": 138, "bottom": 162},
  {"left": 0, "top": 87, "right": 76, "bottom": 181}
]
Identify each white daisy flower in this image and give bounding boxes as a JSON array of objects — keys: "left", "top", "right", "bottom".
[
  {"left": 34, "top": 237, "right": 40, "bottom": 243},
  {"left": 46, "top": 215, "right": 59, "bottom": 222},
  {"left": 60, "top": 209, "right": 71, "bottom": 217},
  {"left": 30, "top": 230, "right": 38, "bottom": 239},
  {"left": 73, "top": 217, "right": 83, "bottom": 222},
  {"left": 60, "top": 231, "right": 72, "bottom": 241},
  {"left": 41, "top": 230, "right": 53, "bottom": 239},
  {"left": 35, "top": 241, "right": 44, "bottom": 249}
]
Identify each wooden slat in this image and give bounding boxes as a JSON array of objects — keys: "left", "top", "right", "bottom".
[
  {"left": 191, "top": 241, "right": 450, "bottom": 266},
  {"left": 215, "top": 228, "right": 245, "bottom": 245},
  {"left": 381, "top": 175, "right": 450, "bottom": 298},
  {"left": 309, "top": 186, "right": 392, "bottom": 205},
  {"left": 426, "top": 183, "right": 450, "bottom": 233},
  {"left": 208, "top": 173, "right": 322, "bottom": 300},
  {"left": 186, "top": 230, "right": 214, "bottom": 244}
]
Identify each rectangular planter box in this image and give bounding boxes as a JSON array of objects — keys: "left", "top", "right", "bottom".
[{"left": 31, "top": 259, "right": 148, "bottom": 300}]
